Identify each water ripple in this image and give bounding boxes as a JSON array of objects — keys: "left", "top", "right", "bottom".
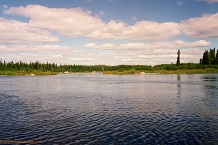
[{"left": 0, "top": 74, "right": 217, "bottom": 144}]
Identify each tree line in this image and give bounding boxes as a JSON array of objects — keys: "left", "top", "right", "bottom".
[
  {"left": 200, "top": 48, "right": 218, "bottom": 65},
  {"left": 1, "top": 47, "right": 218, "bottom": 73},
  {"left": 0, "top": 60, "right": 152, "bottom": 72}
]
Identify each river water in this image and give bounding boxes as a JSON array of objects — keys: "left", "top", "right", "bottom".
[{"left": 0, "top": 74, "right": 217, "bottom": 144}]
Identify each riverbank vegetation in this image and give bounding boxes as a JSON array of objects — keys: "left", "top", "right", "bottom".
[
  {"left": 1, "top": 48, "right": 218, "bottom": 75},
  {"left": 1, "top": 61, "right": 218, "bottom": 76}
]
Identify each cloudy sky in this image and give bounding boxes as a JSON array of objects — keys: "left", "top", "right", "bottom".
[{"left": 0, "top": 0, "right": 218, "bottom": 65}]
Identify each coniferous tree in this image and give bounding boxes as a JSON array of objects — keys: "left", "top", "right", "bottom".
[
  {"left": 209, "top": 48, "right": 216, "bottom": 65},
  {"left": 176, "top": 49, "right": 180, "bottom": 65},
  {"left": 202, "top": 50, "right": 209, "bottom": 65},
  {"left": 0, "top": 59, "right": 3, "bottom": 70}
]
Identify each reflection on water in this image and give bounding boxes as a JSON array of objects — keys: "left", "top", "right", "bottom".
[
  {"left": 202, "top": 75, "right": 218, "bottom": 112},
  {"left": 0, "top": 74, "right": 217, "bottom": 144},
  {"left": 177, "top": 74, "right": 181, "bottom": 97}
]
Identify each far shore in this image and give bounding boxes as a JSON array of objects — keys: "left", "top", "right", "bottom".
[
  {"left": 0, "top": 70, "right": 57, "bottom": 76},
  {"left": 1, "top": 68, "right": 218, "bottom": 76},
  {"left": 102, "top": 69, "right": 218, "bottom": 75}
]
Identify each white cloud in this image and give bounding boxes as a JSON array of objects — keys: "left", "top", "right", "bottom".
[
  {"left": 1, "top": 5, "right": 216, "bottom": 65},
  {"left": 84, "top": 43, "right": 98, "bottom": 49},
  {"left": 128, "top": 21, "right": 180, "bottom": 40},
  {"left": 0, "top": 17, "right": 59, "bottom": 44},
  {"left": 196, "top": 0, "right": 218, "bottom": 3},
  {"left": 84, "top": 40, "right": 211, "bottom": 50},
  {"left": 83, "top": 40, "right": 210, "bottom": 65},
  {"left": 2, "top": 4, "right": 218, "bottom": 42},
  {"left": 3, "top": 5, "right": 105, "bottom": 38},
  {"left": 89, "top": 20, "right": 181, "bottom": 41},
  {"left": 0, "top": 44, "right": 98, "bottom": 64},
  {"left": 2, "top": 5, "right": 8, "bottom": 9},
  {"left": 3, "top": 5, "right": 181, "bottom": 41},
  {"left": 180, "top": 13, "right": 218, "bottom": 39},
  {"left": 0, "top": 39, "right": 209, "bottom": 65},
  {"left": 173, "top": 40, "right": 211, "bottom": 47},
  {"left": 84, "top": 43, "right": 116, "bottom": 49}
]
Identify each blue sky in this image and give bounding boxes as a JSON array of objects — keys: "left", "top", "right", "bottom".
[{"left": 0, "top": 0, "right": 218, "bottom": 65}]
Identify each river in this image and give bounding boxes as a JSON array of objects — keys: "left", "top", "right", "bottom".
[{"left": 0, "top": 74, "right": 217, "bottom": 144}]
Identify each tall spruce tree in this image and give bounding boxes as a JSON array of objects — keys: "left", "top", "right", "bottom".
[
  {"left": 202, "top": 50, "right": 209, "bottom": 65},
  {"left": 176, "top": 49, "right": 180, "bottom": 65},
  {"left": 209, "top": 48, "right": 216, "bottom": 65}
]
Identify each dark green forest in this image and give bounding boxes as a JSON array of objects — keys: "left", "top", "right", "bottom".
[
  {"left": 200, "top": 48, "right": 218, "bottom": 65},
  {"left": 0, "top": 60, "right": 152, "bottom": 72},
  {"left": 0, "top": 47, "right": 218, "bottom": 75}
]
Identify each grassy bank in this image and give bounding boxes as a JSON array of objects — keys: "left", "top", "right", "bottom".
[
  {"left": 103, "top": 68, "right": 218, "bottom": 75},
  {"left": 102, "top": 69, "right": 142, "bottom": 75},
  {"left": 1, "top": 68, "right": 218, "bottom": 76},
  {"left": 153, "top": 68, "right": 218, "bottom": 74},
  {"left": 0, "top": 70, "right": 57, "bottom": 76}
]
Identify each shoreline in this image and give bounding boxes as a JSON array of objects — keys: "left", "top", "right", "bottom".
[
  {"left": 102, "top": 68, "right": 218, "bottom": 75},
  {"left": 1, "top": 68, "right": 218, "bottom": 76},
  {"left": 0, "top": 70, "right": 57, "bottom": 76}
]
